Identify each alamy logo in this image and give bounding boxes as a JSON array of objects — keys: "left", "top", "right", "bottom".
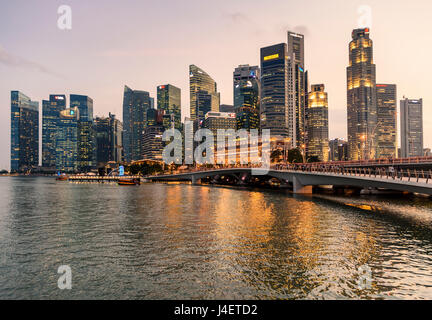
[
  {"left": 357, "top": 5, "right": 372, "bottom": 29},
  {"left": 57, "top": 5, "right": 72, "bottom": 30},
  {"left": 357, "top": 264, "right": 372, "bottom": 290},
  {"left": 57, "top": 265, "right": 72, "bottom": 290}
]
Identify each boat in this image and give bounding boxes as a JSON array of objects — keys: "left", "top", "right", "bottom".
[
  {"left": 56, "top": 175, "right": 68, "bottom": 181},
  {"left": 118, "top": 178, "right": 140, "bottom": 186}
]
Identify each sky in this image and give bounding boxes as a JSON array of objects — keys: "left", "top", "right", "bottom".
[{"left": 1, "top": 0, "right": 431, "bottom": 170}]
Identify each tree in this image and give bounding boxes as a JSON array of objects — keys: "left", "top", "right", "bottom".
[{"left": 288, "top": 148, "right": 303, "bottom": 163}]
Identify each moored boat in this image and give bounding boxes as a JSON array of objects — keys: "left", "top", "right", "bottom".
[
  {"left": 118, "top": 178, "right": 140, "bottom": 186},
  {"left": 56, "top": 175, "right": 68, "bottom": 181}
]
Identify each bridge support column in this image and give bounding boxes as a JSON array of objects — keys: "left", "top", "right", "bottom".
[
  {"left": 191, "top": 176, "right": 201, "bottom": 185},
  {"left": 293, "top": 176, "right": 312, "bottom": 194}
]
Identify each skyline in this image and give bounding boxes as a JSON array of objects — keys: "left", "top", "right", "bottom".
[{"left": 1, "top": 0, "right": 431, "bottom": 169}]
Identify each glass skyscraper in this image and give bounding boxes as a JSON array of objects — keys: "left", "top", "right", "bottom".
[
  {"left": 122, "top": 86, "right": 152, "bottom": 162},
  {"left": 56, "top": 107, "right": 79, "bottom": 173},
  {"left": 157, "top": 84, "right": 181, "bottom": 130},
  {"left": 42, "top": 95, "right": 66, "bottom": 168},
  {"left": 95, "top": 113, "right": 123, "bottom": 167},
  {"left": 70, "top": 94, "right": 95, "bottom": 172},
  {"left": 347, "top": 28, "right": 377, "bottom": 160},
  {"left": 10, "top": 91, "right": 39, "bottom": 172},
  {"left": 400, "top": 98, "right": 423, "bottom": 158},
  {"left": 189, "top": 65, "right": 220, "bottom": 121},
  {"left": 376, "top": 84, "right": 397, "bottom": 159},
  {"left": 307, "top": 84, "right": 329, "bottom": 161}
]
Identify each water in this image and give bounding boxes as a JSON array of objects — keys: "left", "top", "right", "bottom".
[{"left": 0, "top": 177, "right": 432, "bottom": 299}]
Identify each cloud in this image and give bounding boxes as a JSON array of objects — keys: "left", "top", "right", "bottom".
[{"left": 0, "top": 46, "right": 64, "bottom": 78}]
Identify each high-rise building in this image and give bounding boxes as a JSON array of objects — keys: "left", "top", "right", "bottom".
[
  {"left": 376, "top": 84, "right": 397, "bottom": 159},
  {"left": 260, "top": 43, "right": 290, "bottom": 139},
  {"left": 203, "top": 112, "right": 237, "bottom": 136},
  {"left": 233, "top": 65, "right": 260, "bottom": 131},
  {"left": 42, "top": 95, "right": 66, "bottom": 168},
  {"left": 142, "top": 109, "right": 165, "bottom": 161},
  {"left": 189, "top": 65, "right": 220, "bottom": 121},
  {"left": 347, "top": 28, "right": 377, "bottom": 160},
  {"left": 122, "top": 86, "right": 152, "bottom": 162},
  {"left": 329, "top": 138, "right": 348, "bottom": 161},
  {"left": 400, "top": 98, "right": 423, "bottom": 158},
  {"left": 157, "top": 84, "right": 181, "bottom": 130},
  {"left": 56, "top": 107, "right": 79, "bottom": 172},
  {"left": 10, "top": 91, "right": 39, "bottom": 172},
  {"left": 219, "top": 104, "right": 235, "bottom": 113},
  {"left": 287, "top": 31, "right": 308, "bottom": 148},
  {"left": 70, "top": 94, "right": 95, "bottom": 172},
  {"left": 307, "top": 84, "right": 329, "bottom": 161},
  {"left": 94, "top": 113, "right": 123, "bottom": 167}
]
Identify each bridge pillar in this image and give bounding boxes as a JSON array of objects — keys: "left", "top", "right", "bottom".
[
  {"left": 293, "top": 176, "right": 313, "bottom": 194},
  {"left": 191, "top": 176, "right": 201, "bottom": 185}
]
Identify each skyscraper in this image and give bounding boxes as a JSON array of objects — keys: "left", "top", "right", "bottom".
[
  {"left": 260, "top": 43, "right": 290, "bottom": 138},
  {"left": 94, "top": 113, "right": 123, "bottom": 167},
  {"left": 287, "top": 31, "right": 308, "bottom": 148},
  {"left": 329, "top": 138, "right": 348, "bottom": 161},
  {"left": 189, "top": 65, "right": 220, "bottom": 121},
  {"left": 233, "top": 65, "right": 260, "bottom": 130},
  {"left": 307, "top": 84, "right": 329, "bottom": 161},
  {"left": 400, "top": 98, "right": 423, "bottom": 158},
  {"left": 157, "top": 84, "right": 181, "bottom": 130},
  {"left": 70, "top": 94, "right": 95, "bottom": 172},
  {"left": 10, "top": 91, "right": 39, "bottom": 172},
  {"left": 122, "top": 85, "right": 151, "bottom": 162},
  {"left": 142, "top": 109, "right": 165, "bottom": 161},
  {"left": 376, "top": 84, "right": 397, "bottom": 159},
  {"left": 56, "top": 107, "right": 79, "bottom": 172},
  {"left": 42, "top": 95, "right": 66, "bottom": 168},
  {"left": 347, "top": 28, "right": 377, "bottom": 160}
]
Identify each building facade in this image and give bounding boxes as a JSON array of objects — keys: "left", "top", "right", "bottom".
[
  {"left": 157, "top": 84, "right": 181, "bottom": 130},
  {"left": 10, "top": 91, "right": 39, "bottom": 172},
  {"left": 307, "top": 84, "right": 329, "bottom": 162},
  {"left": 122, "top": 85, "right": 152, "bottom": 163},
  {"left": 56, "top": 108, "right": 79, "bottom": 172},
  {"left": 219, "top": 104, "right": 235, "bottom": 113},
  {"left": 329, "top": 138, "right": 348, "bottom": 161},
  {"left": 203, "top": 112, "right": 237, "bottom": 136},
  {"left": 95, "top": 113, "right": 123, "bottom": 167},
  {"left": 42, "top": 95, "right": 66, "bottom": 168},
  {"left": 400, "top": 98, "right": 423, "bottom": 158},
  {"left": 347, "top": 28, "right": 377, "bottom": 160},
  {"left": 376, "top": 84, "right": 397, "bottom": 159}
]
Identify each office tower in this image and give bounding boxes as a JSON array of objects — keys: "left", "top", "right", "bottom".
[
  {"left": 329, "top": 138, "right": 348, "bottom": 161},
  {"left": 220, "top": 104, "right": 235, "bottom": 113},
  {"left": 10, "top": 91, "right": 39, "bottom": 172},
  {"left": 260, "top": 43, "right": 290, "bottom": 138},
  {"left": 233, "top": 65, "right": 260, "bottom": 131},
  {"left": 56, "top": 107, "right": 79, "bottom": 172},
  {"left": 189, "top": 65, "right": 220, "bottom": 121},
  {"left": 70, "top": 94, "right": 95, "bottom": 172},
  {"left": 287, "top": 31, "right": 308, "bottom": 148},
  {"left": 376, "top": 84, "right": 397, "bottom": 159},
  {"left": 203, "top": 112, "right": 237, "bottom": 136},
  {"left": 122, "top": 85, "right": 152, "bottom": 162},
  {"left": 150, "top": 97, "right": 155, "bottom": 109},
  {"left": 347, "top": 28, "right": 377, "bottom": 160},
  {"left": 142, "top": 109, "right": 165, "bottom": 161},
  {"left": 42, "top": 95, "right": 66, "bottom": 168},
  {"left": 400, "top": 98, "right": 423, "bottom": 158},
  {"left": 95, "top": 113, "right": 123, "bottom": 167},
  {"left": 307, "top": 84, "right": 329, "bottom": 161},
  {"left": 157, "top": 84, "right": 181, "bottom": 130}
]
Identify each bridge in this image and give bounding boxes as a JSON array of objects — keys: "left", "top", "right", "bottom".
[{"left": 147, "top": 165, "right": 432, "bottom": 196}]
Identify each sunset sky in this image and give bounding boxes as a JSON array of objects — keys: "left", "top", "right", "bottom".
[{"left": 1, "top": 0, "right": 431, "bottom": 169}]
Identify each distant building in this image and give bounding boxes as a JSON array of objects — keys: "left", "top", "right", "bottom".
[
  {"left": 376, "top": 84, "right": 397, "bottom": 159},
  {"left": 307, "top": 84, "right": 329, "bottom": 161},
  {"left": 122, "top": 86, "right": 152, "bottom": 162},
  {"left": 424, "top": 148, "right": 431, "bottom": 157},
  {"left": 203, "top": 112, "right": 237, "bottom": 136},
  {"left": 220, "top": 104, "right": 235, "bottom": 113},
  {"left": 42, "top": 95, "right": 66, "bottom": 168},
  {"left": 94, "top": 113, "right": 123, "bottom": 167},
  {"left": 400, "top": 98, "right": 423, "bottom": 158},
  {"left": 10, "top": 91, "right": 39, "bottom": 172},
  {"left": 157, "top": 84, "right": 181, "bottom": 130},
  {"left": 329, "top": 139, "right": 348, "bottom": 161},
  {"left": 56, "top": 108, "right": 79, "bottom": 172},
  {"left": 70, "top": 94, "right": 95, "bottom": 172},
  {"left": 142, "top": 109, "right": 165, "bottom": 161},
  {"left": 189, "top": 65, "right": 220, "bottom": 121}
]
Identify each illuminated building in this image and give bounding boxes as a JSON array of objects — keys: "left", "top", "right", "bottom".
[
  {"left": 10, "top": 91, "right": 39, "bottom": 172},
  {"left": 400, "top": 98, "right": 423, "bottom": 158},
  {"left": 42, "top": 95, "right": 66, "bottom": 168},
  {"left": 287, "top": 31, "right": 308, "bottom": 148},
  {"left": 307, "top": 84, "right": 329, "bottom": 161},
  {"left": 56, "top": 107, "right": 79, "bottom": 172},
  {"left": 189, "top": 65, "right": 220, "bottom": 121},
  {"left": 95, "top": 113, "right": 123, "bottom": 167},
  {"left": 376, "top": 84, "right": 397, "bottom": 159},
  {"left": 203, "top": 112, "right": 237, "bottom": 136},
  {"left": 329, "top": 139, "right": 348, "bottom": 161},
  {"left": 233, "top": 65, "right": 260, "bottom": 131},
  {"left": 260, "top": 43, "right": 290, "bottom": 139},
  {"left": 122, "top": 85, "right": 152, "bottom": 162},
  {"left": 142, "top": 109, "right": 164, "bottom": 161},
  {"left": 157, "top": 84, "right": 181, "bottom": 130},
  {"left": 70, "top": 94, "right": 95, "bottom": 172},
  {"left": 347, "top": 28, "right": 377, "bottom": 160}
]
